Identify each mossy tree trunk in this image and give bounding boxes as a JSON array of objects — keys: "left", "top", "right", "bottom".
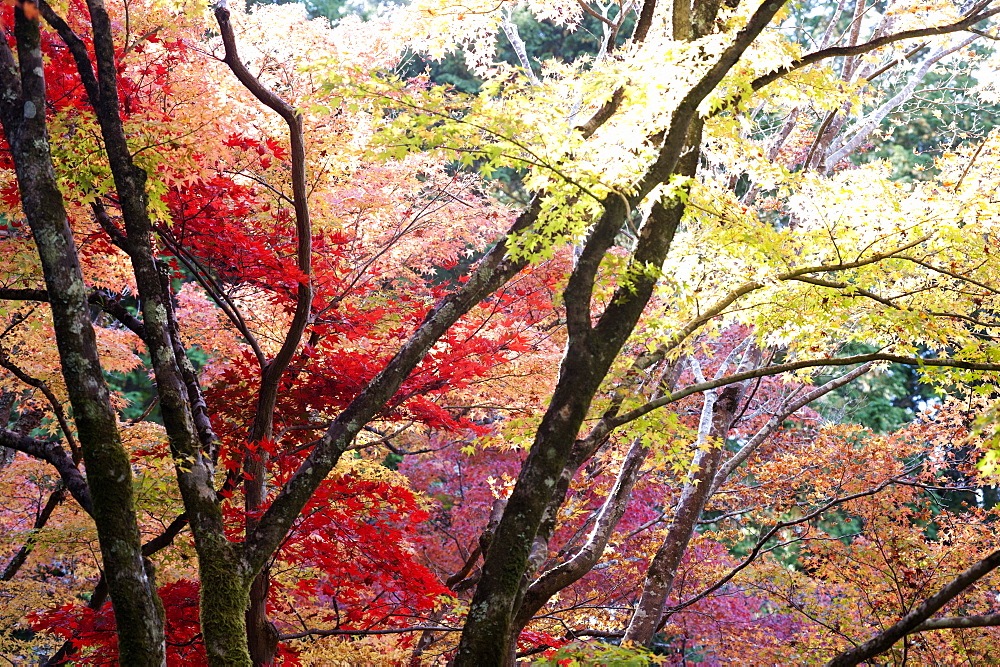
[
  {"left": 0, "top": 8, "right": 166, "bottom": 664},
  {"left": 453, "top": 0, "right": 790, "bottom": 659},
  {"left": 37, "top": 0, "right": 255, "bottom": 660}
]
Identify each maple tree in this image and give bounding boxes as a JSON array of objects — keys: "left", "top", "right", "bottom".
[{"left": 3, "top": 0, "right": 1000, "bottom": 664}]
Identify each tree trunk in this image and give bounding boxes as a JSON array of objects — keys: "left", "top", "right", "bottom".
[
  {"left": 58, "top": 0, "right": 252, "bottom": 660},
  {"left": 509, "top": 343, "right": 686, "bottom": 642},
  {"left": 198, "top": 544, "right": 253, "bottom": 665},
  {"left": 0, "top": 9, "right": 166, "bottom": 663},
  {"left": 246, "top": 423, "right": 278, "bottom": 665},
  {"left": 457, "top": 345, "right": 611, "bottom": 665},
  {"left": 452, "top": 0, "right": 795, "bottom": 655},
  {"left": 211, "top": 11, "right": 315, "bottom": 660},
  {"left": 622, "top": 382, "right": 743, "bottom": 646},
  {"left": 456, "top": 118, "right": 704, "bottom": 664}
]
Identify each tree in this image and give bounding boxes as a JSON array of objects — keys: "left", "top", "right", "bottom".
[
  {"left": 4, "top": 0, "right": 1000, "bottom": 664},
  {"left": 0, "top": 1, "right": 166, "bottom": 662},
  {"left": 1, "top": 0, "right": 553, "bottom": 662}
]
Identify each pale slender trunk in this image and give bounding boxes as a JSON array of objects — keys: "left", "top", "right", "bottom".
[
  {"left": 622, "top": 382, "right": 743, "bottom": 646},
  {"left": 509, "top": 360, "right": 685, "bottom": 636},
  {"left": 514, "top": 433, "right": 649, "bottom": 633}
]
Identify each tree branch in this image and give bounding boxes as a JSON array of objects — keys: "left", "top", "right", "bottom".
[
  {"left": 2, "top": 485, "right": 66, "bottom": 580},
  {"left": 825, "top": 34, "right": 977, "bottom": 167},
  {"left": 912, "top": 613, "right": 1000, "bottom": 632},
  {"left": 664, "top": 469, "right": 918, "bottom": 619},
  {"left": 242, "top": 194, "right": 542, "bottom": 574},
  {"left": 710, "top": 361, "right": 875, "bottom": 494},
  {"left": 0, "top": 287, "right": 145, "bottom": 338},
  {"left": 0, "top": 429, "right": 92, "bottom": 514},
  {"left": 607, "top": 352, "right": 1000, "bottom": 431},
  {"left": 214, "top": 1, "right": 313, "bottom": 409},
  {"left": 42, "top": 514, "right": 188, "bottom": 666},
  {"left": 279, "top": 625, "right": 460, "bottom": 640},
  {"left": 0, "top": 347, "right": 80, "bottom": 460},
  {"left": 827, "top": 549, "right": 1000, "bottom": 666},
  {"left": 750, "top": 2, "right": 1000, "bottom": 94}
]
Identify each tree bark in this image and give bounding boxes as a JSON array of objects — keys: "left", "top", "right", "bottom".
[
  {"left": 453, "top": 5, "right": 791, "bottom": 651},
  {"left": 513, "top": 433, "right": 649, "bottom": 633},
  {"left": 506, "top": 196, "right": 693, "bottom": 644},
  {"left": 211, "top": 8, "right": 316, "bottom": 661},
  {"left": 39, "top": 0, "right": 253, "bottom": 660},
  {"left": 450, "top": 13, "right": 806, "bottom": 646}
]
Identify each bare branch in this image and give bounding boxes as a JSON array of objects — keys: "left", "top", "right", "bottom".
[
  {"left": 280, "top": 625, "right": 460, "bottom": 640},
  {"left": 711, "top": 361, "right": 875, "bottom": 494},
  {"left": 825, "top": 34, "right": 978, "bottom": 167},
  {"left": 913, "top": 613, "right": 1000, "bottom": 632},
  {"left": 0, "top": 287, "right": 145, "bottom": 338},
  {"left": 665, "top": 470, "right": 917, "bottom": 619},
  {"left": 607, "top": 352, "right": 1000, "bottom": 431},
  {"left": 0, "top": 346, "right": 80, "bottom": 460}
]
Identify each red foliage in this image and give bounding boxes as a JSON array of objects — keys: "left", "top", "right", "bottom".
[
  {"left": 269, "top": 474, "right": 450, "bottom": 627},
  {"left": 30, "top": 473, "right": 446, "bottom": 662},
  {"left": 30, "top": 579, "right": 209, "bottom": 665}
]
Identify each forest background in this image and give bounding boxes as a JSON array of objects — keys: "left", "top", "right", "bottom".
[{"left": 4, "top": 0, "right": 1000, "bottom": 663}]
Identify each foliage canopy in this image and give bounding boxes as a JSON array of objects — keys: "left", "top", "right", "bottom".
[{"left": 4, "top": 0, "right": 1000, "bottom": 664}]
